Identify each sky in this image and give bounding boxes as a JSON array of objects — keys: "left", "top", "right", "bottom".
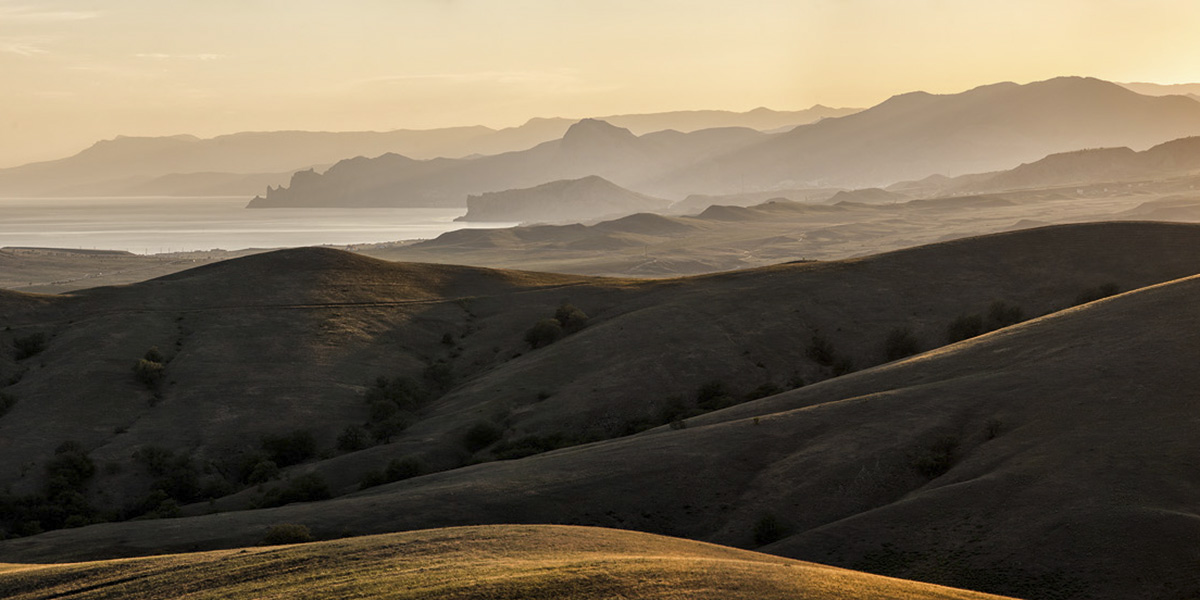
[{"left": 2, "top": 0, "right": 1199, "bottom": 167}]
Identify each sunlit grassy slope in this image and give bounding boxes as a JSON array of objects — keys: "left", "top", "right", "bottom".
[{"left": 0, "top": 525, "right": 1012, "bottom": 600}]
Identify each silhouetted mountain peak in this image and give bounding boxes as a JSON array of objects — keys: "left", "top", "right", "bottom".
[{"left": 560, "top": 119, "right": 638, "bottom": 151}]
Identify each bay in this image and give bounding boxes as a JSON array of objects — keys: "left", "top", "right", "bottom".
[{"left": 0, "top": 196, "right": 514, "bottom": 253}]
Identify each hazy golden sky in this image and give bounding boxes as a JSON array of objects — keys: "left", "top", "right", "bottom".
[{"left": 2, "top": 0, "right": 1199, "bottom": 167}]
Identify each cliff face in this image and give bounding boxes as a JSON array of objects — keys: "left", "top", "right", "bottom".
[{"left": 459, "top": 175, "right": 672, "bottom": 223}]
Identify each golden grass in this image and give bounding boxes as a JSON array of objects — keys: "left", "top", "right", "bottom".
[{"left": 0, "top": 525, "right": 1012, "bottom": 600}]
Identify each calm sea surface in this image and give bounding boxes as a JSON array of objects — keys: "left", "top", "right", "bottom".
[{"left": 0, "top": 197, "right": 512, "bottom": 253}]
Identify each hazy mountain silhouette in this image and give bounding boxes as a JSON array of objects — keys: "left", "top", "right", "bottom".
[
  {"left": 249, "top": 120, "right": 766, "bottom": 207},
  {"left": 0, "top": 107, "right": 847, "bottom": 198},
  {"left": 653, "top": 76, "right": 1200, "bottom": 194},
  {"left": 890, "top": 135, "right": 1200, "bottom": 196},
  {"left": 458, "top": 175, "right": 672, "bottom": 223},
  {"left": 251, "top": 77, "right": 1200, "bottom": 208}
]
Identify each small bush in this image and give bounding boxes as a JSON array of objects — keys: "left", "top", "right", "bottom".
[
  {"left": 384, "top": 456, "right": 425, "bottom": 481},
  {"left": 423, "top": 363, "right": 455, "bottom": 391},
  {"left": 133, "top": 359, "right": 165, "bottom": 389},
  {"left": 143, "top": 347, "right": 165, "bottom": 363},
  {"left": 359, "top": 470, "right": 387, "bottom": 490},
  {"left": 13, "top": 333, "right": 46, "bottom": 360},
  {"left": 946, "top": 313, "right": 984, "bottom": 343},
  {"left": 336, "top": 425, "right": 370, "bottom": 452},
  {"left": 261, "top": 430, "right": 317, "bottom": 467},
  {"left": 883, "top": 327, "right": 921, "bottom": 362},
  {"left": 806, "top": 333, "right": 836, "bottom": 366},
  {"left": 524, "top": 318, "right": 564, "bottom": 349},
  {"left": 554, "top": 303, "right": 589, "bottom": 333},
  {"left": 986, "top": 301, "right": 1024, "bottom": 329},
  {"left": 245, "top": 459, "right": 280, "bottom": 484},
  {"left": 365, "top": 376, "right": 429, "bottom": 412},
  {"left": 831, "top": 356, "right": 855, "bottom": 377},
  {"left": 746, "top": 383, "right": 783, "bottom": 401},
  {"left": 753, "top": 514, "right": 788, "bottom": 546},
  {"left": 493, "top": 434, "right": 568, "bottom": 460},
  {"left": 696, "top": 380, "right": 734, "bottom": 410},
  {"left": 462, "top": 421, "right": 503, "bottom": 453},
  {"left": 262, "top": 523, "right": 314, "bottom": 545},
  {"left": 260, "top": 473, "right": 331, "bottom": 508}
]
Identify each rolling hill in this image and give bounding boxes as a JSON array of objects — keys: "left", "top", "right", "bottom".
[
  {"left": 0, "top": 525, "right": 1010, "bottom": 600},
  {"left": 3, "top": 223, "right": 1200, "bottom": 599}
]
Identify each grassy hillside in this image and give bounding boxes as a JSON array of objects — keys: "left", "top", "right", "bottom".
[
  {"left": 0, "top": 525, "right": 1009, "bottom": 600},
  {"left": 3, "top": 223, "right": 1200, "bottom": 599}
]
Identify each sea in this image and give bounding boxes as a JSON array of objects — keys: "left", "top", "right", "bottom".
[{"left": 0, "top": 196, "right": 514, "bottom": 253}]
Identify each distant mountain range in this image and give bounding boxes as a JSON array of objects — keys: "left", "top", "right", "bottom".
[
  {"left": 663, "top": 76, "right": 1200, "bottom": 194},
  {"left": 890, "top": 135, "right": 1200, "bottom": 196},
  {"left": 247, "top": 119, "right": 769, "bottom": 207},
  {"left": 0, "top": 106, "right": 852, "bottom": 198},
  {"left": 254, "top": 76, "right": 1200, "bottom": 208}
]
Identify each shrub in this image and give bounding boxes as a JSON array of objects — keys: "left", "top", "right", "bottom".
[
  {"left": 554, "top": 303, "right": 589, "bottom": 333},
  {"left": 0, "top": 392, "right": 16, "bottom": 419},
  {"left": 359, "top": 470, "right": 387, "bottom": 490},
  {"left": 260, "top": 473, "right": 332, "bottom": 508},
  {"left": 986, "top": 301, "right": 1024, "bottom": 329},
  {"left": 45, "top": 442, "right": 95, "bottom": 492},
  {"left": 336, "top": 425, "right": 370, "bottom": 452},
  {"left": 365, "top": 376, "right": 429, "bottom": 411},
  {"left": 245, "top": 459, "right": 280, "bottom": 484},
  {"left": 369, "top": 416, "right": 408, "bottom": 444},
  {"left": 524, "top": 318, "right": 564, "bottom": 349},
  {"left": 831, "top": 356, "right": 855, "bottom": 377},
  {"left": 133, "top": 359, "right": 165, "bottom": 389},
  {"left": 806, "top": 333, "right": 836, "bottom": 366},
  {"left": 262, "top": 523, "right": 314, "bottom": 545},
  {"left": 261, "top": 430, "right": 317, "bottom": 467},
  {"left": 13, "top": 333, "right": 45, "bottom": 360},
  {"left": 143, "top": 346, "right": 165, "bottom": 363},
  {"left": 753, "top": 514, "right": 788, "bottom": 546},
  {"left": 696, "top": 380, "right": 734, "bottom": 410},
  {"left": 423, "top": 363, "right": 455, "bottom": 391},
  {"left": 946, "top": 313, "right": 984, "bottom": 343},
  {"left": 384, "top": 456, "right": 425, "bottom": 481},
  {"left": 493, "top": 434, "right": 568, "bottom": 460},
  {"left": 462, "top": 421, "right": 503, "bottom": 452},
  {"left": 883, "top": 327, "right": 921, "bottom": 362},
  {"left": 746, "top": 383, "right": 783, "bottom": 401}
]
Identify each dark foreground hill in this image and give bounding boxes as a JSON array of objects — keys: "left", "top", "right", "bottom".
[
  {"left": 0, "top": 525, "right": 1010, "bottom": 600},
  {"left": 3, "top": 222, "right": 1200, "bottom": 599}
]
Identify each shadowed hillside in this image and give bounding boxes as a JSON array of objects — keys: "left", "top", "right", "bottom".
[
  {"left": 3, "top": 223, "right": 1200, "bottom": 599},
  {"left": 4, "top": 253, "right": 1199, "bottom": 599},
  {"left": 0, "top": 526, "right": 1010, "bottom": 600}
]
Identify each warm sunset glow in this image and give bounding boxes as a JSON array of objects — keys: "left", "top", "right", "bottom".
[{"left": 2, "top": 0, "right": 1199, "bottom": 167}]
